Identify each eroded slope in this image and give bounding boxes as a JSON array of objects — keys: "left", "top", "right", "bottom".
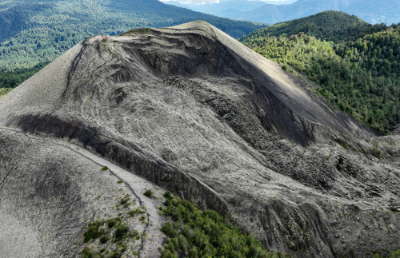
[
  {"left": 0, "top": 127, "right": 167, "bottom": 258},
  {"left": 0, "top": 21, "right": 399, "bottom": 258}
]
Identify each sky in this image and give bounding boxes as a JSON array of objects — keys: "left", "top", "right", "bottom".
[{"left": 160, "top": 0, "right": 294, "bottom": 5}]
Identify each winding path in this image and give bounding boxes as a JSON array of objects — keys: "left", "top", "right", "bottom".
[{"left": 0, "top": 126, "right": 166, "bottom": 258}]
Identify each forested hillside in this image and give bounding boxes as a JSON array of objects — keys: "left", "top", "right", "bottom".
[
  {"left": 244, "top": 11, "right": 389, "bottom": 43},
  {"left": 0, "top": 0, "right": 265, "bottom": 71},
  {"left": 0, "top": 62, "right": 49, "bottom": 88},
  {"left": 241, "top": 13, "right": 400, "bottom": 134}
]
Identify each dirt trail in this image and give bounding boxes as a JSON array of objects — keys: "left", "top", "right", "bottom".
[{"left": 0, "top": 126, "right": 166, "bottom": 258}]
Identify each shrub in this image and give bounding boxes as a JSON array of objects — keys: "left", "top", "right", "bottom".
[
  {"left": 114, "top": 224, "right": 129, "bottom": 242},
  {"left": 166, "top": 239, "right": 178, "bottom": 254},
  {"left": 161, "top": 222, "right": 178, "bottom": 238},
  {"left": 201, "top": 244, "right": 215, "bottom": 257},
  {"left": 107, "top": 220, "right": 116, "bottom": 228},
  {"left": 100, "top": 236, "right": 108, "bottom": 244},
  {"left": 164, "top": 191, "right": 173, "bottom": 199},
  {"left": 172, "top": 209, "right": 182, "bottom": 221},
  {"left": 189, "top": 246, "right": 198, "bottom": 258},
  {"left": 204, "top": 210, "right": 221, "bottom": 223},
  {"left": 84, "top": 224, "right": 101, "bottom": 242},
  {"left": 170, "top": 237, "right": 179, "bottom": 248},
  {"left": 179, "top": 235, "right": 188, "bottom": 253},
  {"left": 281, "top": 65, "right": 287, "bottom": 71},
  {"left": 109, "top": 251, "right": 121, "bottom": 258},
  {"left": 130, "top": 230, "right": 139, "bottom": 238},
  {"left": 144, "top": 189, "right": 154, "bottom": 198},
  {"left": 80, "top": 247, "right": 93, "bottom": 258},
  {"left": 181, "top": 200, "right": 194, "bottom": 212},
  {"left": 107, "top": 218, "right": 121, "bottom": 228},
  {"left": 389, "top": 250, "right": 400, "bottom": 258},
  {"left": 101, "top": 166, "right": 109, "bottom": 171},
  {"left": 162, "top": 249, "right": 177, "bottom": 258},
  {"left": 374, "top": 250, "right": 400, "bottom": 258},
  {"left": 182, "top": 225, "right": 193, "bottom": 239},
  {"left": 128, "top": 208, "right": 145, "bottom": 217},
  {"left": 164, "top": 199, "right": 173, "bottom": 207},
  {"left": 120, "top": 197, "right": 129, "bottom": 205}
]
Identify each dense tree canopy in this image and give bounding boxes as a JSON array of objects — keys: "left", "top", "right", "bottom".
[
  {"left": 0, "top": 61, "right": 49, "bottom": 89},
  {"left": 160, "top": 191, "right": 289, "bottom": 258},
  {"left": 243, "top": 11, "right": 389, "bottom": 44},
  {"left": 241, "top": 20, "right": 400, "bottom": 134}
]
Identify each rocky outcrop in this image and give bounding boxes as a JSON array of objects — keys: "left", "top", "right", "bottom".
[{"left": 0, "top": 21, "right": 399, "bottom": 258}]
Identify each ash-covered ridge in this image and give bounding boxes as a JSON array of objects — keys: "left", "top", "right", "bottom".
[{"left": 0, "top": 21, "right": 399, "bottom": 258}]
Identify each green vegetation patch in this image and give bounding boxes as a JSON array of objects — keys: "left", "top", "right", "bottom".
[
  {"left": 128, "top": 208, "right": 146, "bottom": 217},
  {"left": 120, "top": 28, "right": 153, "bottom": 36},
  {"left": 159, "top": 191, "right": 289, "bottom": 258},
  {"left": 144, "top": 189, "right": 154, "bottom": 198},
  {"left": 80, "top": 217, "right": 135, "bottom": 258},
  {"left": 241, "top": 23, "right": 400, "bottom": 134},
  {"left": 0, "top": 62, "right": 50, "bottom": 88},
  {"left": 366, "top": 148, "right": 383, "bottom": 160},
  {"left": 242, "top": 11, "right": 389, "bottom": 44},
  {"left": 120, "top": 196, "right": 130, "bottom": 205},
  {"left": 107, "top": 217, "right": 121, "bottom": 229},
  {"left": 84, "top": 221, "right": 104, "bottom": 243},
  {"left": 80, "top": 194, "right": 146, "bottom": 258},
  {"left": 114, "top": 224, "right": 129, "bottom": 242},
  {"left": 373, "top": 250, "right": 400, "bottom": 258},
  {"left": 0, "top": 88, "right": 12, "bottom": 99}
]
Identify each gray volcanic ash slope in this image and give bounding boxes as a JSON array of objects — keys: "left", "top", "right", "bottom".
[{"left": 0, "top": 21, "right": 400, "bottom": 258}]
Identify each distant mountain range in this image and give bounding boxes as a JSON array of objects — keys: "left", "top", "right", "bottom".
[
  {"left": 0, "top": 0, "right": 265, "bottom": 70},
  {"left": 164, "top": 0, "right": 294, "bottom": 15},
  {"left": 166, "top": 0, "right": 400, "bottom": 25}
]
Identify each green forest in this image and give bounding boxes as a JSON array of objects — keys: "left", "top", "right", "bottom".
[
  {"left": 0, "top": 61, "right": 49, "bottom": 98},
  {"left": 159, "top": 191, "right": 288, "bottom": 258},
  {"left": 243, "top": 11, "right": 390, "bottom": 43},
  {"left": 0, "top": 0, "right": 265, "bottom": 71},
  {"left": 241, "top": 11, "right": 400, "bottom": 134},
  {"left": 0, "top": 61, "right": 49, "bottom": 88}
]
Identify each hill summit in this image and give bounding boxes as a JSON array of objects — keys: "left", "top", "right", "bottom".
[{"left": 0, "top": 21, "right": 399, "bottom": 258}]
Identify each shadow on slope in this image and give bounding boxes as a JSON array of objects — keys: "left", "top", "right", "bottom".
[{"left": 0, "top": 21, "right": 399, "bottom": 258}]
